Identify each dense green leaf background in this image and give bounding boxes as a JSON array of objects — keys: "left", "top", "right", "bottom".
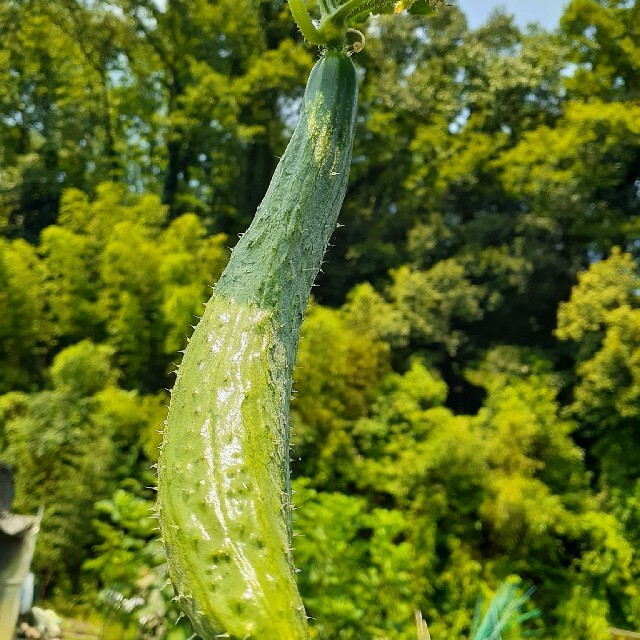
[{"left": 1, "top": 0, "right": 639, "bottom": 637}]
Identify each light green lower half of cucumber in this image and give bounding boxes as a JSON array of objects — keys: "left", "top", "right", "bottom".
[{"left": 158, "top": 297, "right": 308, "bottom": 640}]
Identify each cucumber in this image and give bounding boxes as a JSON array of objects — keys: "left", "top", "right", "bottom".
[{"left": 157, "top": 50, "right": 358, "bottom": 640}]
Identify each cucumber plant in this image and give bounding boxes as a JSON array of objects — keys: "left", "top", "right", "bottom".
[{"left": 157, "top": 2, "right": 446, "bottom": 639}]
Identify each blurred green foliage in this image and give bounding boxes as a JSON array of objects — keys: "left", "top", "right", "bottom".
[{"left": 1, "top": 0, "right": 639, "bottom": 637}]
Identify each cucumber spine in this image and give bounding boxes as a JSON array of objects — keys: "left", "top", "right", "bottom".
[{"left": 158, "top": 50, "right": 358, "bottom": 640}]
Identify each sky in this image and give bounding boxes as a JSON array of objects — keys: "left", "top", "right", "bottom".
[{"left": 455, "top": 0, "right": 569, "bottom": 30}]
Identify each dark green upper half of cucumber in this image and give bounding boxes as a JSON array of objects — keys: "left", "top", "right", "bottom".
[{"left": 215, "top": 51, "right": 358, "bottom": 370}]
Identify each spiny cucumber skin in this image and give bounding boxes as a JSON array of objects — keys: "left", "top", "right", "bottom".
[
  {"left": 159, "top": 300, "right": 302, "bottom": 639},
  {"left": 214, "top": 51, "right": 358, "bottom": 373},
  {"left": 158, "top": 51, "right": 357, "bottom": 640}
]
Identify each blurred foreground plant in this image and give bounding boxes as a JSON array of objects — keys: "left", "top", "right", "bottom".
[{"left": 416, "top": 582, "right": 540, "bottom": 640}]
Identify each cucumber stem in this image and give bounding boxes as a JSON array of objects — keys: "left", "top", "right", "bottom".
[
  {"left": 288, "top": 0, "right": 324, "bottom": 44},
  {"left": 288, "top": 0, "right": 396, "bottom": 48}
]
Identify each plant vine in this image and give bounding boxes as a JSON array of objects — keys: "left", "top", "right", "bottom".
[{"left": 288, "top": 0, "right": 448, "bottom": 49}]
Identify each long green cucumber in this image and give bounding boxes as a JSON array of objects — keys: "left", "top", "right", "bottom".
[{"left": 157, "top": 50, "right": 358, "bottom": 640}]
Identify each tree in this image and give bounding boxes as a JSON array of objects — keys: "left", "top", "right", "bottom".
[
  {"left": 556, "top": 248, "right": 640, "bottom": 489},
  {"left": 293, "top": 480, "right": 419, "bottom": 640},
  {"left": 0, "top": 340, "right": 166, "bottom": 595},
  {"left": 84, "top": 483, "right": 192, "bottom": 639},
  {"left": 106, "top": 0, "right": 313, "bottom": 226},
  {"left": 292, "top": 290, "right": 394, "bottom": 489},
  {"left": 561, "top": 0, "right": 640, "bottom": 101},
  {"left": 0, "top": 238, "right": 49, "bottom": 391},
  {"left": 0, "top": 0, "right": 129, "bottom": 239},
  {"left": 319, "top": 10, "right": 565, "bottom": 307},
  {"left": 39, "top": 183, "right": 228, "bottom": 389}
]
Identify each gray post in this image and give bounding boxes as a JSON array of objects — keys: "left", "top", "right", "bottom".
[{"left": 0, "top": 497, "right": 43, "bottom": 640}]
